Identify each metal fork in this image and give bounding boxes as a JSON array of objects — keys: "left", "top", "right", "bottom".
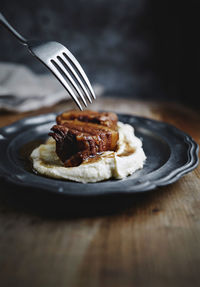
[{"left": 0, "top": 13, "right": 96, "bottom": 110}]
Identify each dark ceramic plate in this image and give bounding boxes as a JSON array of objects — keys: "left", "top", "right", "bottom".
[{"left": 0, "top": 113, "right": 198, "bottom": 197}]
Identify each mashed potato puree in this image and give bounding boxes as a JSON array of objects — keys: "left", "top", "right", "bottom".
[{"left": 30, "top": 122, "right": 146, "bottom": 183}]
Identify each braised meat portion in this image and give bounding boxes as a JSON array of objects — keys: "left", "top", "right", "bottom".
[
  {"left": 49, "top": 111, "right": 119, "bottom": 167},
  {"left": 56, "top": 110, "right": 118, "bottom": 130}
]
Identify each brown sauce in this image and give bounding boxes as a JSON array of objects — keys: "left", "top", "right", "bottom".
[
  {"left": 82, "top": 151, "right": 115, "bottom": 165},
  {"left": 118, "top": 142, "right": 135, "bottom": 157}
]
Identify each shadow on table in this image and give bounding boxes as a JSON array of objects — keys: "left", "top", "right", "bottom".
[{"left": 0, "top": 179, "right": 170, "bottom": 220}]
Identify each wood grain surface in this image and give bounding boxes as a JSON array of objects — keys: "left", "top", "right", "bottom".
[{"left": 0, "top": 97, "right": 199, "bottom": 287}]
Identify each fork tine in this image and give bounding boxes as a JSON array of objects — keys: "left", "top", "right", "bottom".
[
  {"left": 55, "top": 56, "right": 87, "bottom": 107},
  {"left": 49, "top": 60, "right": 83, "bottom": 110},
  {"left": 62, "top": 48, "right": 96, "bottom": 100},
  {"left": 58, "top": 53, "right": 93, "bottom": 104}
]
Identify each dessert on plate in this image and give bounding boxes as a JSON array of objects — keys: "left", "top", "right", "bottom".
[{"left": 31, "top": 110, "right": 146, "bottom": 183}]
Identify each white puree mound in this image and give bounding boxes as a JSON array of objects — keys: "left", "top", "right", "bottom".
[{"left": 30, "top": 122, "right": 146, "bottom": 183}]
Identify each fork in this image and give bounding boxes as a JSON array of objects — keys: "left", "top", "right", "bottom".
[{"left": 0, "top": 12, "right": 96, "bottom": 110}]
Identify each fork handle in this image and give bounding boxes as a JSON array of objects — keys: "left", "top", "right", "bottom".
[{"left": 0, "top": 13, "right": 28, "bottom": 45}]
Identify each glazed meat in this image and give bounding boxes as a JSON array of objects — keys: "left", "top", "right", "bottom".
[
  {"left": 49, "top": 111, "right": 119, "bottom": 167},
  {"left": 56, "top": 110, "right": 118, "bottom": 130}
]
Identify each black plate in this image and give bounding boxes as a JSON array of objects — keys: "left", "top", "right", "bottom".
[{"left": 0, "top": 113, "right": 198, "bottom": 197}]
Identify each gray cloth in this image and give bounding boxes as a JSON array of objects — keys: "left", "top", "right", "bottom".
[{"left": 0, "top": 62, "right": 103, "bottom": 112}]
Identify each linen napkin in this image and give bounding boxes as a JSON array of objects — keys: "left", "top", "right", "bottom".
[{"left": 0, "top": 62, "right": 103, "bottom": 112}]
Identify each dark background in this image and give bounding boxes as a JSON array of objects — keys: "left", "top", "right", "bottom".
[{"left": 0, "top": 0, "right": 200, "bottom": 107}]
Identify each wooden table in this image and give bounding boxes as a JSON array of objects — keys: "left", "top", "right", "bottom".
[{"left": 0, "top": 98, "right": 199, "bottom": 287}]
